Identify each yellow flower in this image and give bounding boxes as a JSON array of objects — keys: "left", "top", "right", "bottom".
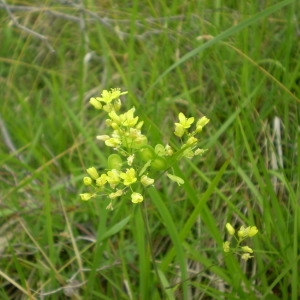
[
  {"left": 241, "top": 253, "right": 253, "bottom": 261},
  {"left": 135, "top": 121, "right": 144, "bottom": 130},
  {"left": 165, "top": 144, "right": 173, "bottom": 156},
  {"left": 113, "top": 99, "right": 121, "bottom": 111},
  {"left": 108, "top": 110, "right": 121, "bottom": 124},
  {"left": 238, "top": 225, "right": 259, "bottom": 239},
  {"left": 182, "top": 147, "right": 194, "bottom": 159},
  {"left": 241, "top": 246, "right": 253, "bottom": 253},
  {"left": 97, "top": 88, "right": 128, "bottom": 104},
  {"left": 194, "top": 148, "right": 207, "bottom": 156},
  {"left": 89, "top": 97, "right": 102, "bottom": 109},
  {"left": 106, "top": 169, "right": 120, "bottom": 188},
  {"left": 80, "top": 193, "right": 96, "bottom": 201},
  {"left": 174, "top": 113, "right": 194, "bottom": 138},
  {"left": 177, "top": 112, "right": 194, "bottom": 128},
  {"left": 238, "top": 226, "right": 249, "bottom": 238},
  {"left": 226, "top": 223, "right": 235, "bottom": 235},
  {"left": 83, "top": 177, "right": 92, "bottom": 186},
  {"left": 141, "top": 175, "right": 154, "bottom": 187},
  {"left": 106, "top": 202, "right": 114, "bottom": 210},
  {"left": 109, "top": 189, "right": 123, "bottom": 199},
  {"left": 196, "top": 116, "right": 210, "bottom": 132},
  {"left": 174, "top": 123, "right": 185, "bottom": 138},
  {"left": 223, "top": 241, "right": 231, "bottom": 252},
  {"left": 105, "top": 137, "right": 121, "bottom": 148},
  {"left": 131, "top": 192, "right": 143, "bottom": 203},
  {"left": 96, "top": 174, "right": 107, "bottom": 187},
  {"left": 120, "top": 168, "right": 137, "bottom": 186},
  {"left": 120, "top": 107, "right": 139, "bottom": 127},
  {"left": 186, "top": 136, "right": 198, "bottom": 145},
  {"left": 86, "top": 167, "right": 99, "bottom": 180},
  {"left": 127, "top": 155, "right": 135, "bottom": 166},
  {"left": 248, "top": 226, "right": 259, "bottom": 237}
]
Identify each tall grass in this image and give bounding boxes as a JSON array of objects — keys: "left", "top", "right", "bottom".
[{"left": 0, "top": 0, "right": 299, "bottom": 299}]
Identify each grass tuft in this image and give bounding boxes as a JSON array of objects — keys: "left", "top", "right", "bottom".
[{"left": 0, "top": 0, "right": 299, "bottom": 299}]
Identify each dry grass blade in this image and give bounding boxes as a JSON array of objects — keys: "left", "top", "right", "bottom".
[{"left": 0, "top": 269, "right": 37, "bottom": 300}]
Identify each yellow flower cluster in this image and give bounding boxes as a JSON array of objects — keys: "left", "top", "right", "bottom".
[
  {"left": 80, "top": 88, "right": 209, "bottom": 209},
  {"left": 223, "top": 223, "right": 259, "bottom": 260},
  {"left": 174, "top": 112, "right": 209, "bottom": 159},
  {"left": 80, "top": 163, "right": 153, "bottom": 209}
]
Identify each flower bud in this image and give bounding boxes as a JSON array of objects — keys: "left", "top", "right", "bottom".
[
  {"left": 154, "top": 144, "right": 166, "bottom": 156},
  {"left": 131, "top": 192, "right": 143, "bottom": 203},
  {"left": 141, "top": 175, "right": 154, "bottom": 187},
  {"left": 196, "top": 116, "right": 210, "bottom": 132},
  {"left": 186, "top": 136, "right": 198, "bottom": 145},
  {"left": 109, "top": 189, "right": 123, "bottom": 199},
  {"left": 105, "top": 138, "right": 121, "bottom": 148},
  {"left": 127, "top": 155, "right": 134, "bottom": 166},
  {"left": 226, "top": 223, "right": 235, "bottom": 235},
  {"left": 96, "top": 135, "right": 110, "bottom": 141},
  {"left": 86, "top": 167, "right": 99, "bottom": 180},
  {"left": 167, "top": 173, "right": 184, "bottom": 186},
  {"left": 80, "top": 193, "right": 96, "bottom": 201},
  {"left": 248, "top": 226, "right": 258, "bottom": 237},
  {"left": 165, "top": 144, "right": 173, "bottom": 156},
  {"left": 96, "top": 174, "right": 107, "bottom": 187},
  {"left": 83, "top": 177, "right": 92, "bottom": 186},
  {"left": 174, "top": 123, "right": 185, "bottom": 138},
  {"left": 89, "top": 97, "right": 102, "bottom": 110},
  {"left": 223, "top": 241, "right": 230, "bottom": 252},
  {"left": 241, "top": 246, "right": 253, "bottom": 253},
  {"left": 194, "top": 148, "right": 207, "bottom": 156},
  {"left": 241, "top": 253, "right": 253, "bottom": 260}
]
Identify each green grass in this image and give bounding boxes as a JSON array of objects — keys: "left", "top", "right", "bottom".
[{"left": 0, "top": 0, "right": 299, "bottom": 299}]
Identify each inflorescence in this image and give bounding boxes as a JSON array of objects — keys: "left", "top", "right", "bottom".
[
  {"left": 80, "top": 88, "right": 209, "bottom": 210},
  {"left": 223, "top": 223, "right": 259, "bottom": 260}
]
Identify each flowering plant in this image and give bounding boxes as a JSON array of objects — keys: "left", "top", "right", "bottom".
[
  {"left": 223, "top": 223, "right": 259, "bottom": 260},
  {"left": 80, "top": 88, "right": 209, "bottom": 210}
]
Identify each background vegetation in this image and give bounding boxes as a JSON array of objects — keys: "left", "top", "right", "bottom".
[{"left": 0, "top": 0, "right": 299, "bottom": 299}]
